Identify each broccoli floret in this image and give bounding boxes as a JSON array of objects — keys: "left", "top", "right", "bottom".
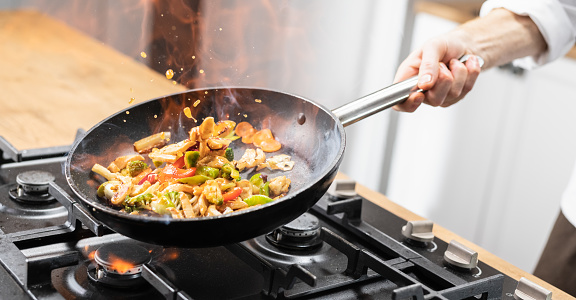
[{"left": 127, "top": 160, "right": 148, "bottom": 177}]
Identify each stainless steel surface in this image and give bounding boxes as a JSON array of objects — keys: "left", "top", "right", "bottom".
[
  {"left": 333, "top": 76, "right": 419, "bottom": 127},
  {"left": 332, "top": 55, "right": 484, "bottom": 127}
]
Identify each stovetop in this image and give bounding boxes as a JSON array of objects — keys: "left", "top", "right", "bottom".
[{"left": 0, "top": 136, "right": 549, "bottom": 299}]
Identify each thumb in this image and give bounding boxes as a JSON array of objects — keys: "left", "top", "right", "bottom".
[{"left": 417, "top": 44, "right": 443, "bottom": 90}]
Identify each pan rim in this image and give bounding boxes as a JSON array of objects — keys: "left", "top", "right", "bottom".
[{"left": 65, "top": 86, "right": 346, "bottom": 223}]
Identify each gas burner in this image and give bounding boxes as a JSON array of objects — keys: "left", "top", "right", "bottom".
[
  {"left": 8, "top": 170, "right": 56, "bottom": 203},
  {"left": 266, "top": 212, "right": 322, "bottom": 251},
  {"left": 87, "top": 243, "right": 151, "bottom": 288}
]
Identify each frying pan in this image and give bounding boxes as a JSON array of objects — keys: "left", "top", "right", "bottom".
[{"left": 65, "top": 75, "right": 422, "bottom": 248}]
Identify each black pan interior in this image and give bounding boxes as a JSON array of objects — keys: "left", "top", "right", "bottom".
[{"left": 65, "top": 87, "right": 345, "bottom": 247}]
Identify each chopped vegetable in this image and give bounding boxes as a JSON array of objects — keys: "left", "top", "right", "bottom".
[
  {"left": 139, "top": 172, "right": 158, "bottom": 185},
  {"left": 196, "top": 166, "right": 220, "bottom": 179},
  {"left": 244, "top": 195, "right": 274, "bottom": 206},
  {"left": 234, "top": 122, "right": 254, "bottom": 137},
  {"left": 185, "top": 151, "right": 200, "bottom": 168},
  {"left": 125, "top": 193, "right": 154, "bottom": 206},
  {"left": 134, "top": 132, "right": 171, "bottom": 153},
  {"left": 158, "top": 164, "right": 196, "bottom": 182},
  {"left": 178, "top": 175, "right": 212, "bottom": 185},
  {"left": 252, "top": 129, "right": 273, "bottom": 146},
  {"left": 214, "top": 120, "right": 237, "bottom": 138},
  {"left": 249, "top": 173, "right": 265, "bottom": 188},
  {"left": 127, "top": 160, "right": 148, "bottom": 177},
  {"left": 222, "top": 187, "right": 242, "bottom": 202},
  {"left": 221, "top": 163, "right": 240, "bottom": 181},
  {"left": 224, "top": 147, "right": 234, "bottom": 161},
  {"left": 92, "top": 117, "right": 294, "bottom": 219},
  {"left": 259, "top": 182, "right": 270, "bottom": 197},
  {"left": 258, "top": 138, "right": 282, "bottom": 152},
  {"left": 172, "top": 156, "right": 186, "bottom": 169}
]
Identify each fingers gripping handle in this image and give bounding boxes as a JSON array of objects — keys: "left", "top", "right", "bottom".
[{"left": 332, "top": 55, "right": 484, "bottom": 127}]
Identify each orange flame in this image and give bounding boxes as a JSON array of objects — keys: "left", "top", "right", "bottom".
[
  {"left": 161, "top": 248, "right": 180, "bottom": 261},
  {"left": 108, "top": 254, "right": 136, "bottom": 274}
]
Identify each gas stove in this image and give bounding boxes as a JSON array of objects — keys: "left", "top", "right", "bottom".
[{"left": 0, "top": 135, "right": 551, "bottom": 300}]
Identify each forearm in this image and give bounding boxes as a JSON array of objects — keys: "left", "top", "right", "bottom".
[{"left": 450, "top": 8, "right": 547, "bottom": 69}]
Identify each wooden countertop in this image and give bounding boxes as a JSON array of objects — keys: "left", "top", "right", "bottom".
[
  {"left": 0, "top": 10, "right": 186, "bottom": 151},
  {"left": 1, "top": 9, "right": 573, "bottom": 299}
]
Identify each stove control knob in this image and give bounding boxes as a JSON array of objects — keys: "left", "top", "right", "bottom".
[
  {"left": 443, "top": 240, "right": 478, "bottom": 269},
  {"left": 327, "top": 179, "right": 357, "bottom": 200},
  {"left": 513, "top": 277, "right": 552, "bottom": 300},
  {"left": 401, "top": 220, "right": 434, "bottom": 243}
]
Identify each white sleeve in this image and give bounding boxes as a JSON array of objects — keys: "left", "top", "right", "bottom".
[{"left": 480, "top": 0, "right": 576, "bottom": 69}]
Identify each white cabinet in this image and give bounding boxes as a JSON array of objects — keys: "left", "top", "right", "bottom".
[{"left": 387, "top": 13, "right": 576, "bottom": 272}]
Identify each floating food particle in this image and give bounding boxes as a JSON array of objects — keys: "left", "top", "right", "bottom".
[
  {"left": 166, "top": 69, "right": 174, "bottom": 79},
  {"left": 199, "top": 69, "right": 205, "bottom": 74},
  {"left": 172, "top": 81, "right": 177, "bottom": 85},
  {"left": 140, "top": 52, "right": 147, "bottom": 58},
  {"left": 192, "top": 55, "right": 196, "bottom": 59},
  {"left": 219, "top": 27, "right": 223, "bottom": 31},
  {"left": 183, "top": 107, "right": 192, "bottom": 118},
  {"left": 126, "top": 111, "right": 130, "bottom": 114},
  {"left": 193, "top": 100, "right": 201, "bottom": 107},
  {"left": 129, "top": 97, "right": 135, "bottom": 104},
  {"left": 255, "top": 99, "right": 262, "bottom": 103},
  {"left": 154, "top": 114, "right": 158, "bottom": 118},
  {"left": 243, "top": 114, "right": 248, "bottom": 118}
]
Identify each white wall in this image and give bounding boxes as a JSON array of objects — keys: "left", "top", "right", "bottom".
[{"left": 387, "top": 13, "right": 576, "bottom": 272}]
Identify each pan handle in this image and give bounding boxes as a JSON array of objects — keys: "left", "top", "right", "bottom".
[{"left": 332, "top": 55, "right": 484, "bottom": 127}]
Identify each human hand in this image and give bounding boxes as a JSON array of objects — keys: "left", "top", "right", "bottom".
[{"left": 393, "top": 36, "right": 482, "bottom": 112}]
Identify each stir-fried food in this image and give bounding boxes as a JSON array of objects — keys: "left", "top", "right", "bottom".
[{"left": 91, "top": 117, "right": 294, "bottom": 218}]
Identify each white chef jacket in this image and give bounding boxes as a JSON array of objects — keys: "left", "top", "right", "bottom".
[{"left": 481, "top": 0, "right": 576, "bottom": 225}]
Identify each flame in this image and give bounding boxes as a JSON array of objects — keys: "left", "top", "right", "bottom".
[
  {"left": 161, "top": 248, "right": 180, "bottom": 261},
  {"left": 21, "top": 0, "right": 314, "bottom": 91},
  {"left": 108, "top": 254, "right": 136, "bottom": 274}
]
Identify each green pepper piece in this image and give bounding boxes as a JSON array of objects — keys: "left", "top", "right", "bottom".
[
  {"left": 224, "top": 147, "right": 234, "bottom": 161},
  {"left": 178, "top": 175, "right": 212, "bottom": 185},
  {"left": 196, "top": 166, "right": 220, "bottom": 178},
  {"left": 249, "top": 173, "right": 264, "bottom": 187},
  {"left": 220, "top": 182, "right": 237, "bottom": 191},
  {"left": 244, "top": 195, "right": 274, "bottom": 206},
  {"left": 185, "top": 151, "right": 200, "bottom": 168},
  {"left": 153, "top": 160, "right": 163, "bottom": 168},
  {"left": 259, "top": 182, "right": 270, "bottom": 197},
  {"left": 97, "top": 182, "right": 107, "bottom": 198}
]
